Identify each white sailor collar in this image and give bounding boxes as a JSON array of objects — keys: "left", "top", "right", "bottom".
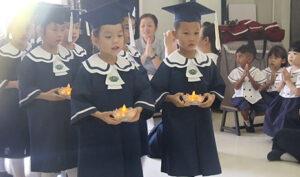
[
  {"left": 163, "top": 50, "right": 212, "bottom": 68},
  {"left": 82, "top": 52, "right": 135, "bottom": 75},
  {"left": 126, "top": 45, "right": 141, "bottom": 58},
  {"left": 264, "top": 67, "right": 282, "bottom": 75},
  {"left": 73, "top": 43, "right": 87, "bottom": 57},
  {"left": 287, "top": 66, "right": 300, "bottom": 75},
  {"left": 0, "top": 42, "right": 25, "bottom": 58},
  {"left": 26, "top": 45, "right": 74, "bottom": 63},
  {"left": 237, "top": 66, "right": 257, "bottom": 74}
]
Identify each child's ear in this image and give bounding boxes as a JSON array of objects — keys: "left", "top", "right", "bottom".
[
  {"left": 91, "top": 35, "right": 99, "bottom": 47},
  {"left": 204, "top": 36, "right": 210, "bottom": 43}
]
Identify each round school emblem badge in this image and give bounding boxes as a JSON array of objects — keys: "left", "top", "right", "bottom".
[
  {"left": 188, "top": 69, "right": 197, "bottom": 75},
  {"left": 109, "top": 76, "right": 119, "bottom": 82},
  {"left": 55, "top": 64, "right": 63, "bottom": 70}
]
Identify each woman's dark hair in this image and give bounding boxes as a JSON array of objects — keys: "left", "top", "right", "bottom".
[
  {"left": 201, "top": 22, "right": 219, "bottom": 54},
  {"left": 289, "top": 40, "right": 300, "bottom": 53},
  {"left": 139, "top": 13, "right": 158, "bottom": 28},
  {"left": 267, "top": 46, "right": 288, "bottom": 67}
]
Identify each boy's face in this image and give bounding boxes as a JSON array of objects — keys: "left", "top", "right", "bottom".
[
  {"left": 288, "top": 51, "right": 300, "bottom": 67},
  {"left": 92, "top": 24, "right": 124, "bottom": 57},
  {"left": 63, "top": 22, "right": 80, "bottom": 43},
  {"left": 236, "top": 52, "right": 253, "bottom": 68},
  {"left": 175, "top": 22, "right": 201, "bottom": 52},
  {"left": 40, "top": 22, "right": 65, "bottom": 47},
  {"left": 122, "top": 17, "right": 135, "bottom": 44}
]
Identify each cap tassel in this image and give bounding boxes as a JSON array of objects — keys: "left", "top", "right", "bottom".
[
  {"left": 214, "top": 13, "right": 221, "bottom": 51},
  {"left": 68, "top": 12, "right": 73, "bottom": 43},
  {"left": 85, "top": 21, "right": 90, "bottom": 36},
  {"left": 132, "top": 7, "right": 136, "bottom": 18},
  {"left": 128, "top": 13, "right": 135, "bottom": 47}
]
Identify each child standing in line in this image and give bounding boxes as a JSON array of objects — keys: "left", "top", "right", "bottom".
[
  {"left": 264, "top": 41, "right": 300, "bottom": 137},
  {"left": 260, "top": 46, "right": 288, "bottom": 106},
  {"left": 151, "top": 1, "right": 225, "bottom": 177},
  {"left": 0, "top": 5, "right": 34, "bottom": 177},
  {"left": 70, "top": 1, "right": 154, "bottom": 177},
  {"left": 121, "top": 2, "right": 151, "bottom": 160},
  {"left": 18, "top": 3, "right": 78, "bottom": 177},
  {"left": 61, "top": 9, "right": 87, "bottom": 83},
  {"left": 228, "top": 44, "right": 267, "bottom": 133}
]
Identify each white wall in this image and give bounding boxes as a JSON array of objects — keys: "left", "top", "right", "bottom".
[
  {"left": 139, "top": 0, "right": 185, "bottom": 40},
  {"left": 227, "top": 0, "right": 291, "bottom": 49},
  {"left": 196, "top": 0, "right": 222, "bottom": 24}
]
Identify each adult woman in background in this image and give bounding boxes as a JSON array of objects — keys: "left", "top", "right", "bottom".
[{"left": 135, "top": 13, "right": 164, "bottom": 77}]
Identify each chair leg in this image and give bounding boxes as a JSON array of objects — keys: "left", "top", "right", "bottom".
[
  {"left": 220, "top": 111, "right": 227, "bottom": 132},
  {"left": 234, "top": 111, "right": 241, "bottom": 136}
]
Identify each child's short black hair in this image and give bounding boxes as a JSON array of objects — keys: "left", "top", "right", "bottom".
[
  {"left": 139, "top": 13, "right": 158, "bottom": 28},
  {"left": 201, "top": 22, "right": 219, "bottom": 54},
  {"left": 236, "top": 44, "right": 256, "bottom": 58},
  {"left": 290, "top": 40, "right": 300, "bottom": 53},
  {"left": 174, "top": 21, "right": 201, "bottom": 31},
  {"left": 267, "top": 46, "right": 288, "bottom": 67},
  {"left": 92, "top": 23, "right": 124, "bottom": 38}
]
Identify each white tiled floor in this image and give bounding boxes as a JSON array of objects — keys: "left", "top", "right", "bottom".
[{"left": 143, "top": 112, "right": 300, "bottom": 177}]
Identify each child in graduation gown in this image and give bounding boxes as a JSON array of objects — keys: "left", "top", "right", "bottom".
[
  {"left": 18, "top": 3, "right": 77, "bottom": 176},
  {"left": 0, "top": 6, "right": 34, "bottom": 177},
  {"left": 61, "top": 9, "right": 87, "bottom": 83},
  {"left": 70, "top": 1, "right": 154, "bottom": 177},
  {"left": 151, "top": 2, "right": 225, "bottom": 177},
  {"left": 121, "top": 2, "right": 151, "bottom": 159}
]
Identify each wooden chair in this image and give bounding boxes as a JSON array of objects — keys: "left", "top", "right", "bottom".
[{"left": 220, "top": 103, "right": 264, "bottom": 136}]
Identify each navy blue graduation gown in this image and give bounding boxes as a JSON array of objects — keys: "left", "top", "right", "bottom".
[
  {"left": 69, "top": 43, "right": 87, "bottom": 84},
  {"left": 125, "top": 45, "right": 150, "bottom": 156},
  {"left": 18, "top": 45, "right": 77, "bottom": 172},
  {"left": 71, "top": 53, "right": 154, "bottom": 177},
  {"left": 0, "top": 43, "right": 30, "bottom": 158},
  {"left": 151, "top": 50, "right": 224, "bottom": 176}
]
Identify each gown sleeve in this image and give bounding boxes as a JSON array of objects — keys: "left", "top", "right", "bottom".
[
  {"left": 70, "top": 65, "right": 97, "bottom": 124},
  {"left": 133, "top": 69, "right": 155, "bottom": 120},
  {"left": 0, "top": 57, "right": 9, "bottom": 90},
  {"left": 207, "top": 63, "right": 226, "bottom": 102},
  {"left": 150, "top": 62, "right": 171, "bottom": 111},
  {"left": 18, "top": 57, "right": 42, "bottom": 107}
]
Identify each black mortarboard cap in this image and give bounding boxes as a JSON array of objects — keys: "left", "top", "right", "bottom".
[
  {"left": 80, "top": 1, "right": 127, "bottom": 30},
  {"left": 162, "top": 1, "right": 214, "bottom": 23}
]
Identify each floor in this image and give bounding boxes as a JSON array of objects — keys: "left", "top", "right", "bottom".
[{"left": 143, "top": 112, "right": 300, "bottom": 177}]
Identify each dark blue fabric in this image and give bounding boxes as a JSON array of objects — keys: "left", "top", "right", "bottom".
[
  {"left": 71, "top": 63, "right": 154, "bottom": 177},
  {"left": 264, "top": 96, "right": 300, "bottom": 137},
  {"left": 232, "top": 97, "right": 266, "bottom": 113},
  {"left": 18, "top": 56, "right": 77, "bottom": 172},
  {"left": 261, "top": 91, "right": 279, "bottom": 106},
  {"left": 150, "top": 61, "right": 224, "bottom": 176},
  {"left": 148, "top": 120, "right": 163, "bottom": 158},
  {"left": 0, "top": 55, "right": 30, "bottom": 158}
]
